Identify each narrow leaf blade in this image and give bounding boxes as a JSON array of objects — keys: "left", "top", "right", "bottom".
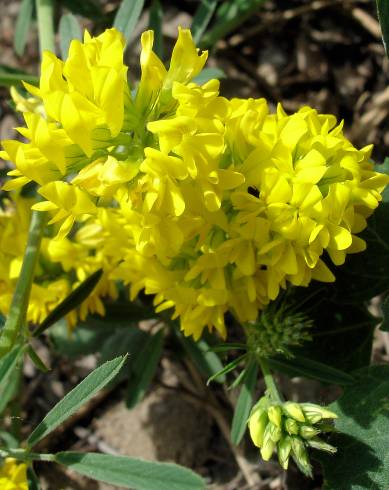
[
  {"left": 191, "top": 0, "right": 219, "bottom": 44},
  {"left": 33, "top": 269, "right": 103, "bottom": 337},
  {"left": 14, "top": 0, "right": 34, "bottom": 56},
  {"left": 55, "top": 452, "right": 205, "bottom": 490},
  {"left": 179, "top": 335, "right": 226, "bottom": 383},
  {"left": 27, "top": 356, "right": 126, "bottom": 447},
  {"left": 149, "top": 0, "right": 163, "bottom": 58},
  {"left": 230, "top": 359, "right": 258, "bottom": 445},
  {"left": 59, "top": 13, "right": 82, "bottom": 59},
  {"left": 113, "top": 0, "right": 145, "bottom": 44},
  {"left": 268, "top": 355, "right": 355, "bottom": 386},
  {"left": 126, "top": 330, "right": 163, "bottom": 408},
  {"left": 377, "top": 0, "right": 389, "bottom": 58}
]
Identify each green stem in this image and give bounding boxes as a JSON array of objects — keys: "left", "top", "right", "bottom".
[
  {"left": 0, "top": 448, "right": 55, "bottom": 462},
  {"left": 36, "top": 0, "right": 56, "bottom": 54},
  {"left": 0, "top": 212, "right": 46, "bottom": 356},
  {"left": 258, "top": 356, "right": 283, "bottom": 404}
]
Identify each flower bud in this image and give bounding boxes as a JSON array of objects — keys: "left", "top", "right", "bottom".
[
  {"left": 300, "top": 403, "right": 337, "bottom": 424},
  {"left": 277, "top": 436, "right": 292, "bottom": 470},
  {"left": 283, "top": 402, "right": 305, "bottom": 423},
  {"left": 284, "top": 417, "right": 299, "bottom": 435},
  {"left": 261, "top": 433, "right": 276, "bottom": 461},
  {"left": 291, "top": 437, "right": 312, "bottom": 477},
  {"left": 307, "top": 437, "right": 337, "bottom": 454},
  {"left": 267, "top": 405, "right": 282, "bottom": 428},
  {"left": 248, "top": 409, "right": 268, "bottom": 448},
  {"left": 299, "top": 425, "right": 320, "bottom": 440}
]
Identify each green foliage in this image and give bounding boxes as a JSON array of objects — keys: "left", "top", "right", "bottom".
[
  {"left": 27, "top": 356, "right": 127, "bottom": 447},
  {"left": 318, "top": 365, "right": 389, "bottom": 489},
  {"left": 126, "top": 329, "right": 164, "bottom": 408},
  {"left": 59, "top": 13, "right": 82, "bottom": 59},
  {"left": 55, "top": 452, "right": 205, "bottom": 490},
  {"left": 14, "top": 0, "right": 34, "bottom": 56},
  {"left": 0, "top": 65, "right": 38, "bottom": 87},
  {"left": 207, "top": 353, "right": 247, "bottom": 384},
  {"left": 178, "top": 334, "right": 226, "bottom": 383},
  {"left": 230, "top": 358, "right": 258, "bottom": 444},
  {"left": 191, "top": 0, "right": 219, "bottom": 44},
  {"left": 267, "top": 355, "right": 355, "bottom": 386},
  {"left": 193, "top": 67, "right": 226, "bottom": 85},
  {"left": 377, "top": 0, "right": 389, "bottom": 57},
  {"left": 33, "top": 269, "right": 103, "bottom": 337},
  {"left": 149, "top": 0, "right": 163, "bottom": 58},
  {"left": 200, "top": 0, "right": 266, "bottom": 48},
  {"left": 113, "top": 0, "right": 145, "bottom": 44}
]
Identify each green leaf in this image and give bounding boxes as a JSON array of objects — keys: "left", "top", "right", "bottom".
[
  {"left": 55, "top": 452, "right": 205, "bottom": 490},
  {"left": 126, "top": 330, "right": 163, "bottom": 408},
  {"left": 27, "top": 356, "right": 126, "bottom": 447},
  {"left": 200, "top": 0, "right": 266, "bottom": 48},
  {"left": 14, "top": 0, "right": 34, "bottom": 57},
  {"left": 210, "top": 342, "right": 247, "bottom": 353},
  {"left": 0, "top": 344, "right": 24, "bottom": 382},
  {"left": 27, "top": 467, "right": 41, "bottom": 490},
  {"left": 0, "top": 64, "right": 38, "bottom": 87},
  {"left": 268, "top": 355, "right": 355, "bottom": 386},
  {"left": 61, "top": 0, "right": 104, "bottom": 20},
  {"left": 377, "top": 0, "right": 389, "bottom": 57},
  {"left": 318, "top": 365, "right": 389, "bottom": 489},
  {"left": 380, "top": 294, "right": 389, "bottom": 331},
  {"left": 193, "top": 67, "right": 226, "bottom": 85},
  {"left": 287, "top": 287, "right": 377, "bottom": 372},
  {"left": 191, "top": 0, "right": 219, "bottom": 44},
  {"left": 59, "top": 13, "right": 82, "bottom": 59},
  {"left": 33, "top": 269, "right": 103, "bottom": 337},
  {"left": 149, "top": 0, "right": 163, "bottom": 58},
  {"left": 27, "top": 345, "right": 50, "bottom": 372},
  {"left": 179, "top": 335, "right": 226, "bottom": 383},
  {"left": 99, "top": 328, "right": 149, "bottom": 365},
  {"left": 207, "top": 353, "right": 247, "bottom": 385},
  {"left": 113, "top": 0, "right": 145, "bottom": 44},
  {"left": 230, "top": 359, "right": 258, "bottom": 445}
]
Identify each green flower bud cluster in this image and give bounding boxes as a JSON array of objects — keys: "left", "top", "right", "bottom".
[
  {"left": 245, "top": 302, "right": 313, "bottom": 358},
  {"left": 248, "top": 396, "right": 337, "bottom": 476}
]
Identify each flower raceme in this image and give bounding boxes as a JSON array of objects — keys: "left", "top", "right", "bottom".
[{"left": 0, "top": 28, "right": 388, "bottom": 339}]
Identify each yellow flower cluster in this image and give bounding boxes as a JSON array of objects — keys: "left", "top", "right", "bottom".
[
  {"left": 0, "top": 458, "right": 28, "bottom": 490},
  {"left": 1, "top": 28, "right": 388, "bottom": 339},
  {"left": 0, "top": 193, "right": 117, "bottom": 327}
]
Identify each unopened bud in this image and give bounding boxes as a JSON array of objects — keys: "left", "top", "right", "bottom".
[
  {"left": 268, "top": 405, "right": 282, "bottom": 428},
  {"left": 248, "top": 409, "right": 268, "bottom": 448},
  {"left": 284, "top": 417, "right": 299, "bottom": 435},
  {"left": 300, "top": 403, "right": 337, "bottom": 424},
  {"left": 283, "top": 402, "right": 305, "bottom": 422},
  {"left": 299, "top": 425, "right": 320, "bottom": 440},
  {"left": 261, "top": 433, "right": 276, "bottom": 461},
  {"left": 277, "top": 436, "right": 292, "bottom": 470},
  {"left": 291, "top": 437, "right": 312, "bottom": 478},
  {"left": 307, "top": 437, "right": 337, "bottom": 454}
]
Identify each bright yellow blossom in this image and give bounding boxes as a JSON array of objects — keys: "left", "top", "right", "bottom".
[
  {"left": 1, "top": 27, "right": 388, "bottom": 340},
  {"left": 0, "top": 458, "right": 28, "bottom": 490}
]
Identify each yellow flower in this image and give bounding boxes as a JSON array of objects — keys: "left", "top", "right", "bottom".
[{"left": 0, "top": 458, "right": 28, "bottom": 490}]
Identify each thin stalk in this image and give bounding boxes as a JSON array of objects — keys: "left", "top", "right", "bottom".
[
  {"left": 36, "top": 0, "right": 56, "bottom": 54},
  {"left": 258, "top": 356, "right": 283, "bottom": 404},
  {"left": 0, "top": 448, "right": 55, "bottom": 462},
  {"left": 0, "top": 212, "right": 46, "bottom": 356}
]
